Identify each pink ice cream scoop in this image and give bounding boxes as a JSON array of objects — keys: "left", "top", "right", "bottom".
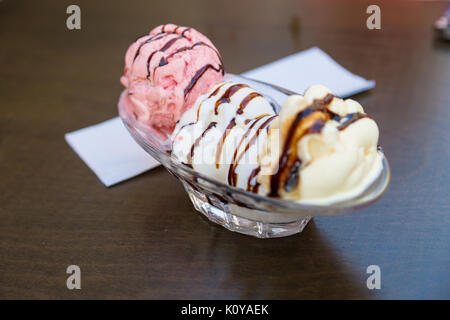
[{"left": 119, "top": 24, "right": 224, "bottom": 138}]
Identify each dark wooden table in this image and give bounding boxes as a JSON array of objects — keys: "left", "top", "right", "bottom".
[{"left": 1, "top": 0, "right": 449, "bottom": 299}]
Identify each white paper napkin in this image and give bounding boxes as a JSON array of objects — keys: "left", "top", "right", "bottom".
[
  {"left": 242, "top": 47, "right": 375, "bottom": 97},
  {"left": 65, "top": 117, "right": 159, "bottom": 186},
  {"left": 66, "top": 47, "right": 375, "bottom": 187}
]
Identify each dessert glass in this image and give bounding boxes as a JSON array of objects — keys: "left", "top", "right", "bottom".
[{"left": 119, "top": 74, "right": 391, "bottom": 238}]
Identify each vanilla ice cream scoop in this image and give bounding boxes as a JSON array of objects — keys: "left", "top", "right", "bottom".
[
  {"left": 171, "top": 82, "right": 276, "bottom": 190},
  {"left": 259, "top": 85, "right": 382, "bottom": 204}
]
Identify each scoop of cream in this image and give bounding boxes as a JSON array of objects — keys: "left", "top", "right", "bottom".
[
  {"left": 119, "top": 24, "right": 224, "bottom": 139},
  {"left": 259, "top": 85, "right": 383, "bottom": 204},
  {"left": 171, "top": 82, "right": 276, "bottom": 190}
]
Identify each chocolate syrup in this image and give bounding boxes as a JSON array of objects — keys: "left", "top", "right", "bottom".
[
  {"left": 134, "top": 25, "right": 224, "bottom": 84},
  {"left": 246, "top": 166, "right": 261, "bottom": 193},
  {"left": 187, "top": 122, "right": 217, "bottom": 165},
  {"left": 133, "top": 33, "right": 168, "bottom": 62},
  {"left": 160, "top": 35, "right": 184, "bottom": 52},
  {"left": 146, "top": 35, "right": 185, "bottom": 79},
  {"left": 214, "top": 84, "right": 247, "bottom": 114},
  {"left": 208, "top": 83, "right": 226, "bottom": 99},
  {"left": 133, "top": 25, "right": 225, "bottom": 100},
  {"left": 237, "top": 92, "right": 262, "bottom": 115},
  {"left": 157, "top": 41, "right": 221, "bottom": 72},
  {"left": 181, "top": 28, "right": 191, "bottom": 37},
  {"left": 268, "top": 95, "right": 335, "bottom": 197},
  {"left": 172, "top": 121, "right": 195, "bottom": 141},
  {"left": 307, "top": 119, "right": 326, "bottom": 134},
  {"left": 215, "top": 118, "right": 236, "bottom": 169},
  {"left": 284, "top": 158, "right": 301, "bottom": 193},
  {"left": 184, "top": 64, "right": 224, "bottom": 98},
  {"left": 337, "top": 113, "right": 368, "bottom": 131},
  {"left": 227, "top": 115, "right": 267, "bottom": 185},
  {"left": 228, "top": 115, "right": 276, "bottom": 186}
]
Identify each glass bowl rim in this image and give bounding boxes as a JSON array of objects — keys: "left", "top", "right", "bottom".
[{"left": 119, "top": 93, "right": 391, "bottom": 216}]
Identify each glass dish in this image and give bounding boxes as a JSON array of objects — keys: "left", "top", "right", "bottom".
[{"left": 118, "top": 74, "right": 391, "bottom": 238}]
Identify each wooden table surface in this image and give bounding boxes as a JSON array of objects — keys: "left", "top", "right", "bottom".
[{"left": 1, "top": 0, "right": 449, "bottom": 299}]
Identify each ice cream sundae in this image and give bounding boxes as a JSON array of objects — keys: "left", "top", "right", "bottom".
[{"left": 119, "top": 24, "right": 384, "bottom": 205}]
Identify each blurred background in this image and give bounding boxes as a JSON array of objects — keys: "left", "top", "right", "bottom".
[
  {"left": 0, "top": 0, "right": 449, "bottom": 299},
  {"left": 1, "top": 0, "right": 449, "bottom": 145}
]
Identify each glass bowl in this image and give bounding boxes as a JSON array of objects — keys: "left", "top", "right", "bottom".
[{"left": 118, "top": 74, "right": 391, "bottom": 238}]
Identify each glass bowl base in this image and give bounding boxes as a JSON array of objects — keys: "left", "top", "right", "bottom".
[{"left": 186, "top": 187, "right": 312, "bottom": 238}]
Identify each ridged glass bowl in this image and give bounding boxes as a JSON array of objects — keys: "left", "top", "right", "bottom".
[{"left": 119, "top": 74, "right": 391, "bottom": 238}]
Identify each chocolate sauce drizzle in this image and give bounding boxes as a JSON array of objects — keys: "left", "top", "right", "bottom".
[
  {"left": 283, "top": 158, "right": 301, "bottom": 193},
  {"left": 173, "top": 121, "right": 195, "bottom": 139},
  {"left": 186, "top": 84, "right": 270, "bottom": 171},
  {"left": 246, "top": 166, "right": 261, "bottom": 193},
  {"left": 184, "top": 64, "right": 224, "bottom": 98},
  {"left": 227, "top": 116, "right": 266, "bottom": 185},
  {"left": 214, "top": 84, "right": 247, "bottom": 114},
  {"left": 146, "top": 34, "right": 185, "bottom": 79},
  {"left": 267, "top": 93, "right": 368, "bottom": 197},
  {"left": 131, "top": 24, "right": 224, "bottom": 96},
  {"left": 172, "top": 83, "right": 227, "bottom": 142},
  {"left": 214, "top": 89, "right": 270, "bottom": 170},
  {"left": 153, "top": 41, "right": 223, "bottom": 79},
  {"left": 215, "top": 118, "right": 236, "bottom": 169},
  {"left": 228, "top": 115, "right": 276, "bottom": 187},
  {"left": 208, "top": 83, "right": 226, "bottom": 99},
  {"left": 181, "top": 28, "right": 191, "bottom": 37},
  {"left": 133, "top": 33, "right": 167, "bottom": 61},
  {"left": 337, "top": 112, "right": 368, "bottom": 130},
  {"left": 237, "top": 92, "right": 262, "bottom": 115},
  {"left": 187, "top": 122, "right": 217, "bottom": 165}
]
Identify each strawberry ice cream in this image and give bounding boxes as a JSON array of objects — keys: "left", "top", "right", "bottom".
[{"left": 119, "top": 24, "right": 224, "bottom": 138}]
